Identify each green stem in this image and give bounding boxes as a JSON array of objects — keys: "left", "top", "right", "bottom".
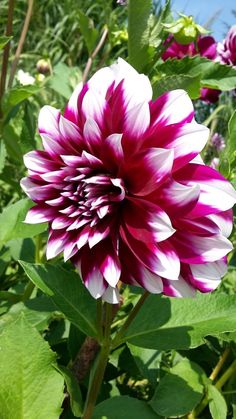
[
  {"left": 189, "top": 350, "right": 235, "bottom": 418},
  {"left": 112, "top": 291, "right": 149, "bottom": 349},
  {"left": 96, "top": 298, "right": 103, "bottom": 342},
  {"left": 203, "top": 105, "right": 226, "bottom": 127},
  {"left": 215, "top": 359, "right": 236, "bottom": 390},
  {"left": 82, "top": 303, "right": 113, "bottom": 419}
]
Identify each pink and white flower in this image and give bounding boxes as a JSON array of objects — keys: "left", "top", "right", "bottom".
[
  {"left": 218, "top": 25, "right": 236, "bottom": 67},
  {"left": 21, "top": 58, "right": 236, "bottom": 303}
]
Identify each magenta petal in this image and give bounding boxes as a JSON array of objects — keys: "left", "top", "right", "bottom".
[
  {"left": 46, "top": 230, "right": 69, "bottom": 259},
  {"left": 208, "top": 209, "right": 233, "bottom": 238},
  {"left": 175, "top": 163, "right": 236, "bottom": 216},
  {"left": 123, "top": 102, "right": 150, "bottom": 139},
  {"left": 126, "top": 148, "right": 174, "bottom": 196},
  {"left": 150, "top": 89, "right": 194, "bottom": 127},
  {"left": 157, "top": 179, "right": 200, "bottom": 217},
  {"left": 64, "top": 82, "right": 83, "bottom": 124},
  {"left": 171, "top": 231, "right": 233, "bottom": 263},
  {"left": 123, "top": 198, "right": 175, "bottom": 243},
  {"left": 163, "top": 276, "right": 196, "bottom": 297},
  {"left": 165, "top": 122, "right": 209, "bottom": 171},
  {"left": 120, "top": 226, "right": 180, "bottom": 280},
  {"left": 24, "top": 205, "right": 55, "bottom": 224},
  {"left": 38, "top": 106, "right": 61, "bottom": 140},
  {"left": 102, "top": 133, "right": 124, "bottom": 173},
  {"left": 81, "top": 247, "right": 107, "bottom": 298},
  {"left": 83, "top": 118, "right": 102, "bottom": 153},
  {"left": 23, "top": 151, "right": 59, "bottom": 173}
]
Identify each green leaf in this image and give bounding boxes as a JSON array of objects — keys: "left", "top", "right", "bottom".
[
  {"left": 2, "top": 124, "right": 22, "bottom": 162},
  {"left": 150, "top": 359, "right": 204, "bottom": 416},
  {"left": 0, "top": 140, "right": 7, "bottom": 174},
  {"left": 0, "top": 314, "right": 64, "bottom": 419},
  {"left": 128, "top": 0, "right": 152, "bottom": 71},
  {"left": 227, "top": 111, "right": 236, "bottom": 163},
  {"left": 92, "top": 396, "right": 160, "bottom": 419},
  {"left": 19, "top": 261, "right": 98, "bottom": 337},
  {"left": 78, "top": 11, "right": 98, "bottom": 54},
  {"left": 208, "top": 384, "right": 227, "bottom": 419},
  {"left": 3, "top": 85, "right": 40, "bottom": 116},
  {"left": 122, "top": 293, "right": 236, "bottom": 350},
  {"left": 20, "top": 102, "right": 36, "bottom": 154},
  {"left": 58, "top": 366, "right": 83, "bottom": 417},
  {"left": 127, "top": 343, "right": 161, "bottom": 386},
  {"left": 158, "top": 56, "right": 236, "bottom": 91},
  {"left": 0, "top": 35, "right": 12, "bottom": 50},
  {"left": 0, "top": 199, "right": 47, "bottom": 247},
  {"left": 153, "top": 74, "right": 201, "bottom": 99},
  {"left": 0, "top": 296, "right": 57, "bottom": 333},
  {"left": 49, "top": 63, "right": 81, "bottom": 99}
]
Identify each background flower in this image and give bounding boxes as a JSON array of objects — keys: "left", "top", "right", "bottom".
[
  {"left": 21, "top": 58, "right": 236, "bottom": 302},
  {"left": 217, "top": 25, "right": 236, "bottom": 67},
  {"left": 162, "top": 35, "right": 221, "bottom": 103}
]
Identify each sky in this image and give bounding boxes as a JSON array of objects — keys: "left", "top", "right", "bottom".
[{"left": 172, "top": 0, "right": 235, "bottom": 40}]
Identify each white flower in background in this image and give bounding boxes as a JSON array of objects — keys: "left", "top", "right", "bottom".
[{"left": 17, "top": 69, "right": 35, "bottom": 86}]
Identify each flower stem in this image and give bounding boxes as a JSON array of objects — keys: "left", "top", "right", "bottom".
[
  {"left": 215, "top": 359, "right": 236, "bottom": 390},
  {"left": 82, "top": 26, "right": 108, "bottom": 83},
  {"left": 188, "top": 348, "right": 233, "bottom": 418},
  {"left": 0, "top": 0, "right": 15, "bottom": 118},
  {"left": 209, "top": 347, "right": 230, "bottom": 382},
  {"left": 112, "top": 291, "right": 149, "bottom": 349},
  {"left": 82, "top": 302, "right": 113, "bottom": 419},
  {"left": 8, "top": 0, "right": 34, "bottom": 88}
]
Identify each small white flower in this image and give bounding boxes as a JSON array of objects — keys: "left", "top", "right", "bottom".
[{"left": 17, "top": 69, "right": 35, "bottom": 86}]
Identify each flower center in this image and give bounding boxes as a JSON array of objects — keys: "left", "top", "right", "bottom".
[{"left": 71, "top": 174, "right": 126, "bottom": 227}]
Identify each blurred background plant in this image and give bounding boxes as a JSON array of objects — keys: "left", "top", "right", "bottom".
[{"left": 1, "top": 1, "right": 236, "bottom": 418}]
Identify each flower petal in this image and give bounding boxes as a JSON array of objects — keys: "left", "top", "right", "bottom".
[
  {"left": 174, "top": 164, "right": 236, "bottom": 216},
  {"left": 102, "top": 286, "right": 120, "bottom": 304},
  {"left": 171, "top": 231, "right": 233, "bottom": 263},
  {"left": 38, "top": 105, "right": 61, "bottom": 139},
  {"left": 64, "top": 82, "right": 83, "bottom": 124},
  {"left": 150, "top": 90, "right": 194, "bottom": 127},
  {"left": 123, "top": 198, "right": 175, "bottom": 243},
  {"left": 46, "top": 230, "right": 68, "bottom": 259},
  {"left": 24, "top": 205, "right": 55, "bottom": 224},
  {"left": 126, "top": 148, "right": 174, "bottom": 196},
  {"left": 157, "top": 179, "right": 200, "bottom": 217},
  {"left": 163, "top": 276, "right": 196, "bottom": 297},
  {"left": 120, "top": 226, "right": 180, "bottom": 280}
]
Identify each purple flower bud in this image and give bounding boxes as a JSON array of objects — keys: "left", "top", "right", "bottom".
[
  {"left": 211, "top": 133, "right": 226, "bottom": 152},
  {"left": 117, "top": 0, "right": 127, "bottom": 5},
  {"left": 210, "top": 157, "right": 220, "bottom": 170}
]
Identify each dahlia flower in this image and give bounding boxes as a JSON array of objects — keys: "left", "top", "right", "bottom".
[
  {"left": 217, "top": 25, "right": 236, "bottom": 67},
  {"left": 162, "top": 35, "right": 220, "bottom": 103},
  {"left": 21, "top": 58, "right": 236, "bottom": 303}
]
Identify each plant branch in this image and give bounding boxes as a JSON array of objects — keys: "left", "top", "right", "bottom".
[
  {"left": 0, "top": 0, "right": 15, "bottom": 117},
  {"left": 215, "top": 359, "right": 236, "bottom": 390},
  {"left": 8, "top": 0, "right": 34, "bottom": 88},
  {"left": 112, "top": 291, "right": 149, "bottom": 349},
  {"left": 82, "top": 302, "right": 113, "bottom": 419},
  {"left": 82, "top": 26, "right": 108, "bottom": 83},
  {"left": 188, "top": 348, "right": 233, "bottom": 418},
  {"left": 209, "top": 347, "right": 230, "bottom": 382}
]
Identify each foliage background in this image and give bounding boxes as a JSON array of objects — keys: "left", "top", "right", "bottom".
[{"left": 0, "top": 1, "right": 236, "bottom": 418}]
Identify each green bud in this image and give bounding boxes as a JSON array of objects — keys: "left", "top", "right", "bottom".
[{"left": 162, "top": 13, "right": 209, "bottom": 45}]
